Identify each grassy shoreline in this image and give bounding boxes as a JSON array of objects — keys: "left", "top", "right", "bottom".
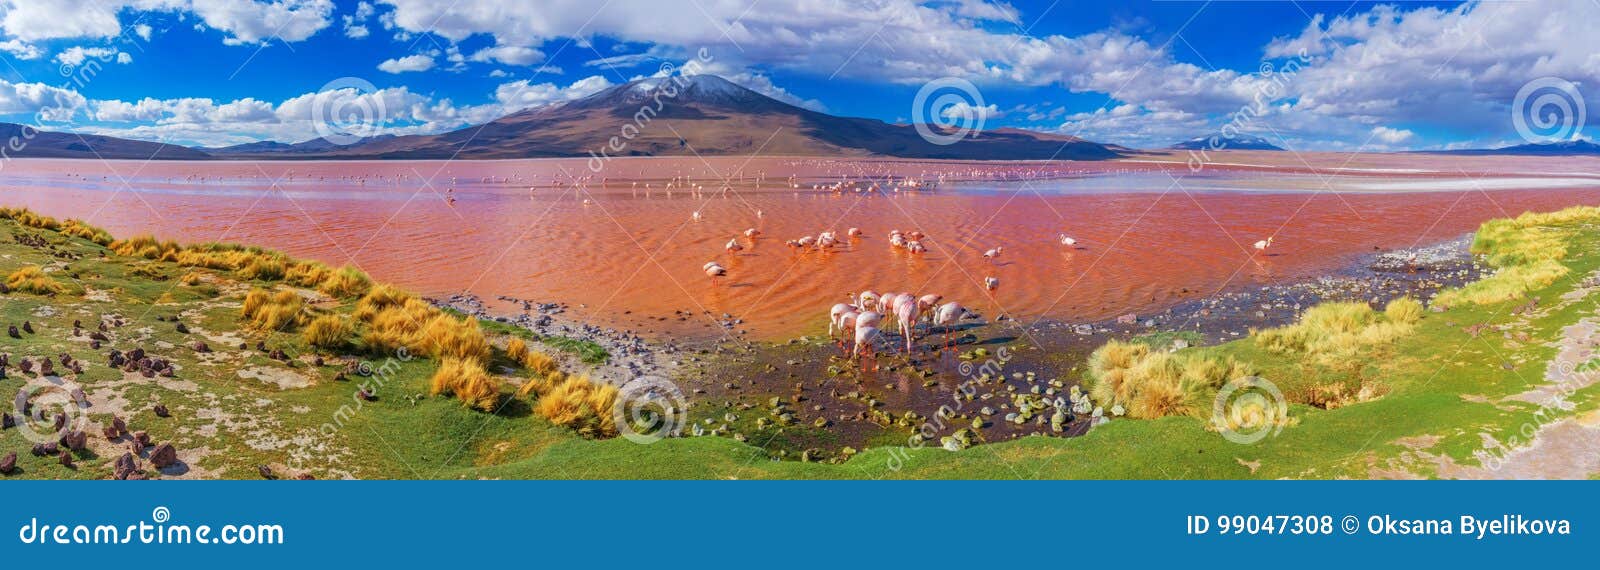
[{"left": 3, "top": 205, "right": 1598, "bottom": 479}]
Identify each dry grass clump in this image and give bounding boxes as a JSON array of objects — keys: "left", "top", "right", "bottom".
[
  {"left": 6, "top": 265, "right": 66, "bottom": 295},
  {"left": 302, "top": 314, "right": 354, "bottom": 349},
  {"left": 1087, "top": 340, "right": 1254, "bottom": 419},
  {"left": 317, "top": 266, "right": 371, "bottom": 298},
  {"left": 1434, "top": 206, "right": 1600, "bottom": 306},
  {"left": 530, "top": 373, "right": 619, "bottom": 436},
  {"left": 241, "top": 288, "right": 305, "bottom": 331},
  {"left": 505, "top": 337, "right": 559, "bottom": 375},
  {"left": 178, "top": 271, "right": 203, "bottom": 286},
  {"left": 428, "top": 358, "right": 501, "bottom": 412},
  {"left": 1253, "top": 299, "right": 1421, "bottom": 365},
  {"left": 1297, "top": 381, "right": 1388, "bottom": 410},
  {"left": 354, "top": 284, "right": 414, "bottom": 320},
  {"left": 58, "top": 219, "right": 113, "bottom": 245},
  {"left": 0, "top": 207, "right": 60, "bottom": 230},
  {"left": 358, "top": 289, "right": 490, "bottom": 362}
]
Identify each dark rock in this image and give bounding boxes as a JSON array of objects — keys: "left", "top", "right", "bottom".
[
  {"left": 1, "top": 413, "right": 12, "bottom": 429},
  {"left": 255, "top": 341, "right": 267, "bottom": 352},
  {"left": 0, "top": 451, "right": 15, "bottom": 474},
  {"left": 313, "top": 356, "right": 324, "bottom": 367},
  {"left": 192, "top": 341, "right": 210, "bottom": 353},
  {"left": 358, "top": 389, "right": 375, "bottom": 401},
  {"left": 148, "top": 443, "right": 177, "bottom": 468},
  {"left": 58, "top": 449, "right": 73, "bottom": 468},
  {"left": 269, "top": 349, "right": 288, "bottom": 361},
  {"left": 174, "top": 322, "right": 189, "bottom": 334},
  {"left": 5, "top": 326, "right": 16, "bottom": 339},
  {"left": 112, "top": 452, "right": 138, "bottom": 480},
  {"left": 112, "top": 416, "right": 126, "bottom": 435},
  {"left": 257, "top": 464, "right": 275, "bottom": 479},
  {"left": 60, "top": 430, "right": 87, "bottom": 451},
  {"left": 31, "top": 442, "right": 57, "bottom": 456},
  {"left": 18, "top": 358, "right": 31, "bottom": 373},
  {"left": 38, "top": 358, "right": 53, "bottom": 376},
  {"left": 153, "top": 404, "right": 170, "bottom": 418},
  {"left": 102, "top": 425, "right": 120, "bottom": 440},
  {"left": 21, "top": 321, "right": 33, "bottom": 334},
  {"left": 89, "top": 331, "right": 108, "bottom": 341},
  {"left": 294, "top": 473, "right": 315, "bottom": 480},
  {"left": 134, "top": 431, "right": 151, "bottom": 445}
]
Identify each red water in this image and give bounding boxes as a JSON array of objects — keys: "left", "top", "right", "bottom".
[{"left": 4, "top": 156, "right": 1599, "bottom": 340}]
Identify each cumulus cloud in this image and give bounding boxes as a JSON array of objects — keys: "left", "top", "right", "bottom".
[
  {"left": 1370, "top": 126, "right": 1415, "bottom": 145},
  {"left": 0, "top": 0, "right": 335, "bottom": 45},
  {"left": 378, "top": 54, "right": 434, "bottom": 73}
]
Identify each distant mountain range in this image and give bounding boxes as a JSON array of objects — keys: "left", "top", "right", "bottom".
[
  {"left": 0, "top": 123, "right": 210, "bottom": 160},
  {"left": 1170, "top": 133, "right": 1284, "bottom": 151},
  {"left": 1419, "top": 139, "right": 1600, "bottom": 156},
  {"left": 1, "top": 75, "right": 1119, "bottom": 162}
]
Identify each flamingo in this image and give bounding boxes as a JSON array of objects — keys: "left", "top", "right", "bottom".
[
  {"left": 725, "top": 238, "right": 744, "bottom": 253},
  {"left": 1059, "top": 234, "right": 1077, "bottom": 246},
  {"left": 889, "top": 234, "right": 907, "bottom": 248},
  {"left": 905, "top": 240, "right": 927, "bottom": 254},
  {"left": 847, "top": 227, "right": 862, "bottom": 238},
  {"left": 744, "top": 228, "right": 761, "bottom": 238},
  {"left": 853, "top": 326, "right": 881, "bottom": 359},
  {"left": 858, "top": 290, "right": 880, "bottom": 311},
  {"left": 933, "top": 302, "right": 970, "bottom": 348},
  {"left": 983, "top": 246, "right": 1004, "bottom": 262},
  {"left": 855, "top": 310, "right": 883, "bottom": 331},
  {"left": 828, "top": 303, "right": 856, "bottom": 338},
  {"left": 1254, "top": 236, "right": 1274, "bottom": 253},
  {"left": 985, "top": 276, "right": 999, "bottom": 291},
  {"left": 894, "top": 296, "right": 921, "bottom": 353},
  {"left": 916, "top": 294, "right": 943, "bottom": 314},
  {"left": 703, "top": 261, "right": 726, "bottom": 284}
]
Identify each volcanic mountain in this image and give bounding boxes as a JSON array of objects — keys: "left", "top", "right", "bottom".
[
  {"left": 0, "top": 123, "right": 211, "bottom": 160},
  {"left": 1421, "top": 139, "right": 1600, "bottom": 156},
  {"left": 253, "top": 74, "right": 1118, "bottom": 161},
  {"left": 1170, "top": 133, "right": 1284, "bottom": 151}
]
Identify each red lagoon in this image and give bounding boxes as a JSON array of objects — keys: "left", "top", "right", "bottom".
[{"left": 4, "top": 154, "right": 1599, "bottom": 340}]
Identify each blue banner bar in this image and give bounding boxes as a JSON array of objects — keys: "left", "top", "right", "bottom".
[{"left": 0, "top": 481, "right": 1589, "bottom": 567}]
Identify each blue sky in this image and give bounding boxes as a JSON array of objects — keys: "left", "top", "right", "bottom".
[{"left": 0, "top": 0, "right": 1592, "bottom": 151}]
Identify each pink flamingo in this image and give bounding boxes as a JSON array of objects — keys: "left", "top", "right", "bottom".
[
  {"left": 983, "top": 246, "right": 1004, "bottom": 262},
  {"left": 1254, "top": 237, "right": 1274, "bottom": 254},
  {"left": 984, "top": 276, "right": 999, "bottom": 291},
  {"left": 894, "top": 296, "right": 921, "bottom": 353},
  {"left": 933, "top": 301, "right": 970, "bottom": 348},
  {"left": 745, "top": 228, "right": 761, "bottom": 238},
  {"left": 725, "top": 238, "right": 744, "bottom": 253},
  {"left": 828, "top": 303, "right": 856, "bottom": 338},
  {"left": 853, "top": 325, "right": 881, "bottom": 359},
  {"left": 847, "top": 227, "right": 862, "bottom": 238},
  {"left": 703, "top": 261, "right": 726, "bottom": 284}
]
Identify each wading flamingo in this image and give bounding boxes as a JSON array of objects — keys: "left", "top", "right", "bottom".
[
  {"left": 703, "top": 261, "right": 726, "bottom": 284},
  {"left": 985, "top": 276, "right": 999, "bottom": 291},
  {"left": 853, "top": 326, "right": 881, "bottom": 359},
  {"left": 1254, "top": 237, "right": 1274, "bottom": 254},
  {"left": 744, "top": 228, "right": 761, "bottom": 238},
  {"left": 894, "top": 296, "right": 921, "bottom": 353},
  {"left": 828, "top": 303, "right": 856, "bottom": 338},
  {"left": 847, "top": 227, "right": 862, "bottom": 238},
  {"left": 1059, "top": 234, "right": 1077, "bottom": 246},
  {"left": 933, "top": 302, "right": 970, "bottom": 348},
  {"left": 725, "top": 238, "right": 744, "bottom": 253},
  {"left": 983, "top": 246, "right": 1004, "bottom": 262}
]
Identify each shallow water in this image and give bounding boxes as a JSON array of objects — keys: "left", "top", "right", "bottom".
[{"left": 5, "top": 156, "right": 1600, "bottom": 341}]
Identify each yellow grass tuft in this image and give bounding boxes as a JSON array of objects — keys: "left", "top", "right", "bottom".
[
  {"left": 1252, "top": 301, "right": 1418, "bottom": 365},
  {"left": 428, "top": 358, "right": 501, "bottom": 412},
  {"left": 1433, "top": 206, "right": 1600, "bottom": 306},
  {"left": 5, "top": 265, "right": 66, "bottom": 295},
  {"left": 532, "top": 374, "right": 619, "bottom": 436},
  {"left": 302, "top": 314, "right": 354, "bottom": 349},
  {"left": 240, "top": 288, "right": 305, "bottom": 331},
  {"left": 1086, "top": 340, "right": 1253, "bottom": 419},
  {"left": 317, "top": 265, "right": 371, "bottom": 298},
  {"left": 355, "top": 284, "right": 414, "bottom": 321}
]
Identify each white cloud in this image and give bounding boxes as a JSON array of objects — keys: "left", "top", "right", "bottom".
[
  {"left": 0, "top": 79, "right": 87, "bottom": 121},
  {"left": 469, "top": 45, "right": 544, "bottom": 66},
  {"left": 1370, "top": 126, "right": 1415, "bottom": 144},
  {"left": 0, "top": 0, "right": 335, "bottom": 45},
  {"left": 54, "top": 46, "right": 120, "bottom": 66},
  {"left": 940, "top": 101, "right": 1000, "bottom": 121},
  {"left": 377, "top": 53, "right": 434, "bottom": 73},
  {"left": 0, "top": 39, "right": 40, "bottom": 59}
]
